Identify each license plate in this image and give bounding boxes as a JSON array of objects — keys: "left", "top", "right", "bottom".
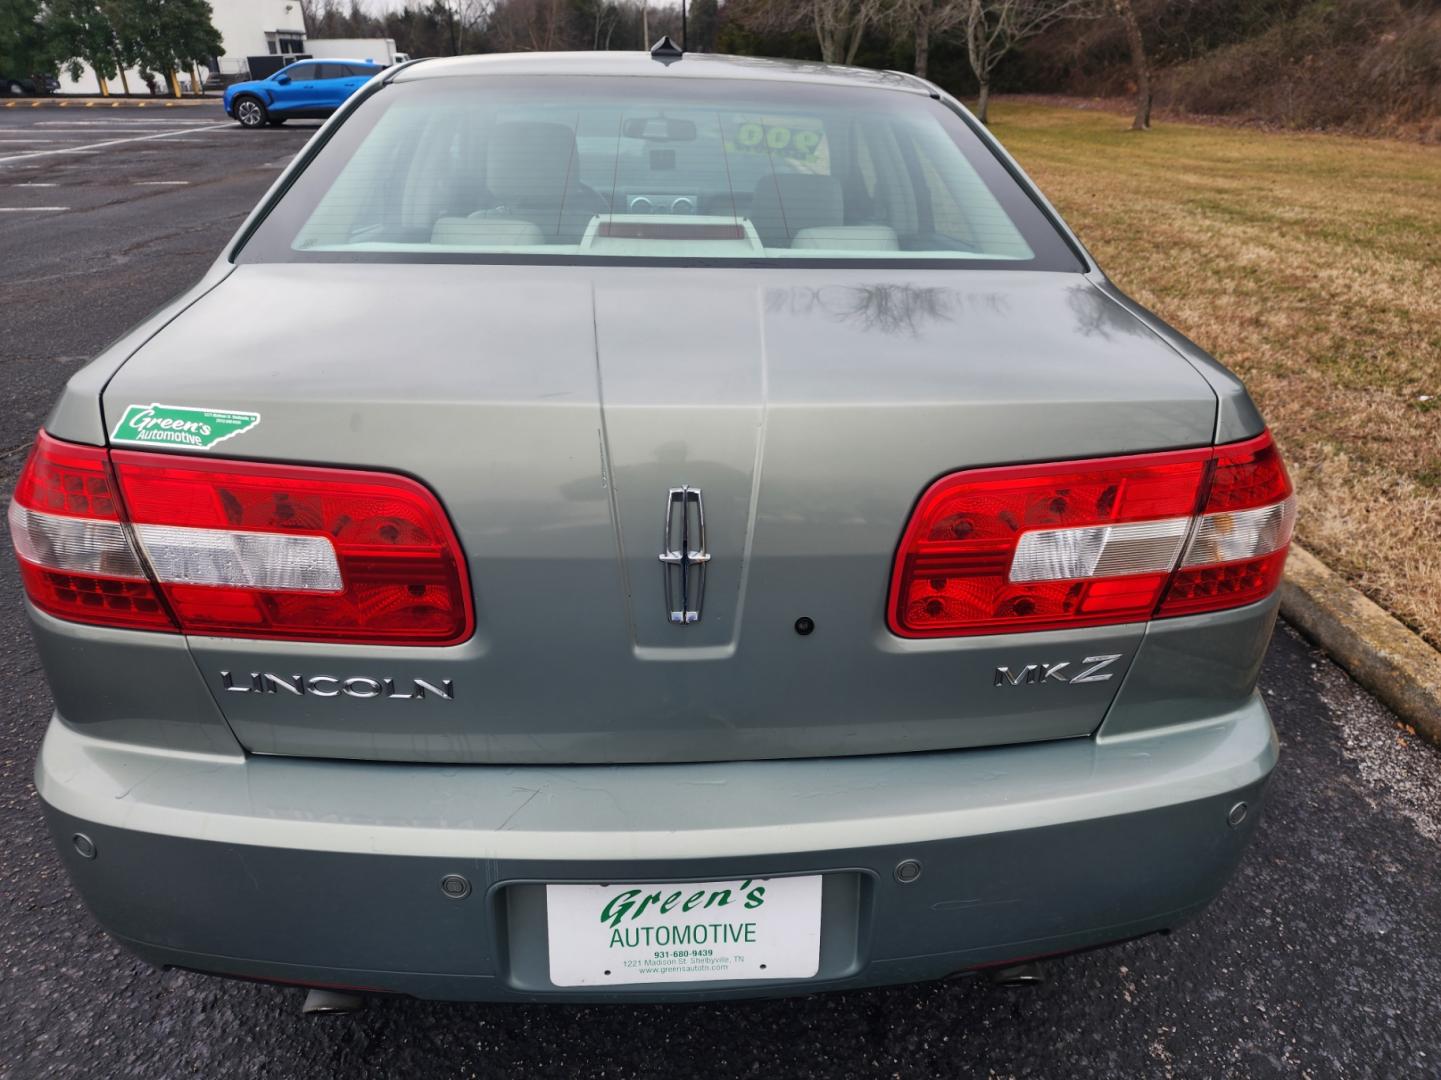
[{"left": 546, "top": 876, "right": 822, "bottom": 987}]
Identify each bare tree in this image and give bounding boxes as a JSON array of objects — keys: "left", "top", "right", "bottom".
[
  {"left": 487, "top": 0, "right": 570, "bottom": 51},
  {"left": 814, "top": 0, "right": 890, "bottom": 63},
  {"left": 913, "top": 0, "right": 932, "bottom": 77},
  {"left": 1111, "top": 0, "right": 1152, "bottom": 129},
  {"left": 906, "top": 0, "right": 970, "bottom": 79},
  {"left": 962, "top": 0, "right": 1096, "bottom": 122},
  {"left": 735, "top": 0, "right": 902, "bottom": 65},
  {"left": 585, "top": 0, "right": 620, "bottom": 49}
]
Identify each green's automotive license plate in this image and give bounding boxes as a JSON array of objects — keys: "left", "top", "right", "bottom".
[{"left": 546, "top": 876, "right": 822, "bottom": 987}]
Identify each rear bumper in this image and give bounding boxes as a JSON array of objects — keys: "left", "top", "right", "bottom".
[{"left": 36, "top": 698, "right": 1277, "bottom": 1002}]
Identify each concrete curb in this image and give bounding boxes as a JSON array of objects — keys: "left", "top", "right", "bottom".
[
  {"left": 2, "top": 98, "right": 216, "bottom": 109},
  {"left": 1280, "top": 544, "right": 1441, "bottom": 744}
]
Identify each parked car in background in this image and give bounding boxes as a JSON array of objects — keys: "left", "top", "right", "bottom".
[
  {"left": 0, "top": 73, "right": 57, "bottom": 96},
  {"left": 223, "top": 58, "right": 385, "bottom": 128},
  {"left": 14, "top": 50, "right": 1292, "bottom": 1005}
]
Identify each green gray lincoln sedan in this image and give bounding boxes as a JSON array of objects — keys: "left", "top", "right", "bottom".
[{"left": 10, "top": 47, "right": 1291, "bottom": 1003}]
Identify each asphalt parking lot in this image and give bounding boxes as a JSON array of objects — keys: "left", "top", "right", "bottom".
[{"left": 2, "top": 106, "right": 1440, "bottom": 1080}]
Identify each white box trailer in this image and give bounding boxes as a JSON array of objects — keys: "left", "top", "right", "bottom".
[{"left": 304, "top": 38, "right": 407, "bottom": 65}]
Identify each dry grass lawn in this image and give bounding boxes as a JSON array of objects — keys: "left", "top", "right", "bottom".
[{"left": 990, "top": 100, "right": 1441, "bottom": 649}]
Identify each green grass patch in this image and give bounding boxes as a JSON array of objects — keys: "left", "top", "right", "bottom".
[{"left": 989, "top": 100, "right": 1441, "bottom": 648}]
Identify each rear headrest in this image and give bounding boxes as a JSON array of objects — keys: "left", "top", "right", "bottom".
[
  {"left": 486, "top": 122, "right": 579, "bottom": 208},
  {"left": 431, "top": 216, "right": 545, "bottom": 247},
  {"left": 790, "top": 225, "right": 899, "bottom": 251},
  {"left": 749, "top": 174, "right": 844, "bottom": 248}
]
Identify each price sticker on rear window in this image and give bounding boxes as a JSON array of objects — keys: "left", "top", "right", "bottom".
[
  {"left": 111, "top": 403, "right": 261, "bottom": 451},
  {"left": 727, "top": 118, "right": 826, "bottom": 164}
]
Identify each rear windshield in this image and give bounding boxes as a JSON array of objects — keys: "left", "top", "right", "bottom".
[{"left": 237, "top": 75, "right": 1081, "bottom": 270}]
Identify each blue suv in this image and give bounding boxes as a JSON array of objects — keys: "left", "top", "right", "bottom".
[{"left": 224, "top": 59, "right": 385, "bottom": 129}]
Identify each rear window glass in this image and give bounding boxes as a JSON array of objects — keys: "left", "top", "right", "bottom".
[{"left": 237, "top": 75, "right": 1081, "bottom": 270}]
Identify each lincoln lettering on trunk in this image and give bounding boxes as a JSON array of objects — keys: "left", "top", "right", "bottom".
[{"left": 219, "top": 671, "right": 455, "bottom": 700}]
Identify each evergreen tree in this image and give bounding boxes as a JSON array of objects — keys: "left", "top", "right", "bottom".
[
  {"left": 687, "top": 0, "right": 719, "bottom": 51},
  {"left": 122, "top": 0, "right": 221, "bottom": 95},
  {"left": 43, "top": 0, "right": 120, "bottom": 90},
  {"left": 0, "top": 0, "right": 55, "bottom": 77}
]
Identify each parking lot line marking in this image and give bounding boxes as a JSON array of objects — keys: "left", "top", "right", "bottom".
[
  {"left": 13, "top": 182, "right": 57, "bottom": 186},
  {"left": 36, "top": 119, "right": 223, "bottom": 126},
  {"left": 0, "top": 123, "right": 230, "bottom": 164},
  {"left": 134, "top": 180, "right": 190, "bottom": 185},
  {"left": 0, "top": 206, "right": 68, "bottom": 212}
]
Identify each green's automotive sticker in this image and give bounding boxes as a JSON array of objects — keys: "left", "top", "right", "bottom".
[
  {"left": 725, "top": 118, "right": 826, "bottom": 164},
  {"left": 110, "top": 403, "right": 260, "bottom": 450}
]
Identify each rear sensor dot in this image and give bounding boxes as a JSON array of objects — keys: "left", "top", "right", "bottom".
[
  {"left": 894, "top": 859, "right": 923, "bottom": 884},
  {"left": 794, "top": 617, "right": 815, "bottom": 636},
  {"left": 439, "top": 874, "right": 471, "bottom": 899}
]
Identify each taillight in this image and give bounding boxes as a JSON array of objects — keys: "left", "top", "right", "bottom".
[
  {"left": 8, "top": 431, "right": 473, "bottom": 646},
  {"left": 889, "top": 432, "right": 1294, "bottom": 637},
  {"left": 1156, "top": 434, "right": 1296, "bottom": 617},
  {"left": 8, "top": 435, "right": 173, "bottom": 631}
]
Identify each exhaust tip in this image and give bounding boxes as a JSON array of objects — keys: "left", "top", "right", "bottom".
[
  {"left": 302, "top": 988, "right": 367, "bottom": 1015},
  {"left": 986, "top": 961, "right": 1047, "bottom": 988}
]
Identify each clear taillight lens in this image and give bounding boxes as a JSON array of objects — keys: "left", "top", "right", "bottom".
[
  {"left": 889, "top": 432, "right": 1294, "bottom": 637},
  {"left": 7, "top": 431, "right": 474, "bottom": 645}
]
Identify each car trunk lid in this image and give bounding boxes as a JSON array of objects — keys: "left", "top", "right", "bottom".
[{"left": 100, "top": 263, "right": 1218, "bottom": 763}]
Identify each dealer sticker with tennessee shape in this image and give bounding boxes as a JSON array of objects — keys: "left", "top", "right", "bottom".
[
  {"left": 111, "top": 403, "right": 260, "bottom": 451},
  {"left": 546, "top": 876, "right": 823, "bottom": 987}
]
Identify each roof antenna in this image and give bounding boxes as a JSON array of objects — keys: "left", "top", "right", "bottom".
[{"left": 650, "top": 36, "right": 683, "bottom": 65}]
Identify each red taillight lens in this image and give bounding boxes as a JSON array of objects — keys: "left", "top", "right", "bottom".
[
  {"left": 111, "top": 452, "right": 473, "bottom": 645},
  {"left": 8, "top": 431, "right": 473, "bottom": 646},
  {"left": 1157, "top": 433, "right": 1295, "bottom": 617},
  {"left": 889, "top": 432, "right": 1295, "bottom": 637},
  {"left": 8, "top": 433, "right": 175, "bottom": 631}
]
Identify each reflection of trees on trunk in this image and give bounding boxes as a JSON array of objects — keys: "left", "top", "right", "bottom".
[
  {"left": 1063, "top": 282, "right": 1152, "bottom": 341},
  {"left": 767, "top": 284, "right": 1008, "bottom": 338}
]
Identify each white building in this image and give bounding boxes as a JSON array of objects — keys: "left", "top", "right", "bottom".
[{"left": 59, "top": 0, "right": 309, "bottom": 95}]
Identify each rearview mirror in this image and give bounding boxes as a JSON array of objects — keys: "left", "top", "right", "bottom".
[
  {"left": 622, "top": 117, "right": 696, "bottom": 142},
  {"left": 274, "top": 74, "right": 291, "bottom": 85}
]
